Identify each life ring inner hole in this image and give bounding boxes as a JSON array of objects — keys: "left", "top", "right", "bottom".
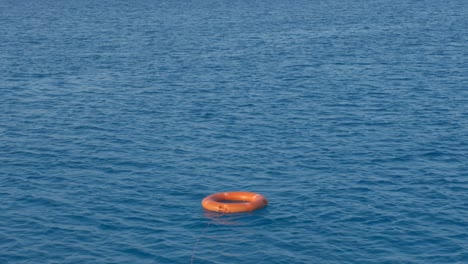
[{"left": 218, "top": 200, "right": 249, "bottom": 204}]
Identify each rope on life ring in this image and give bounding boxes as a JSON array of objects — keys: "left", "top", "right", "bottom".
[{"left": 202, "top": 192, "right": 268, "bottom": 213}]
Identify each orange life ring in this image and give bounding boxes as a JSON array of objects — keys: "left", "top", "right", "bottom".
[{"left": 202, "top": 192, "right": 268, "bottom": 213}]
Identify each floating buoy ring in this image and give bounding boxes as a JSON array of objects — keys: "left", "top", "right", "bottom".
[{"left": 202, "top": 192, "right": 268, "bottom": 213}]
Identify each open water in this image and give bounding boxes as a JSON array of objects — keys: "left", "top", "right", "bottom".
[{"left": 1, "top": 0, "right": 468, "bottom": 263}]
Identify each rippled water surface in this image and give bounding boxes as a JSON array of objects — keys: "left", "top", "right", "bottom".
[{"left": 1, "top": 0, "right": 468, "bottom": 263}]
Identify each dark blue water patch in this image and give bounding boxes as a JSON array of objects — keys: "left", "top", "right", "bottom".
[{"left": 1, "top": 0, "right": 468, "bottom": 263}]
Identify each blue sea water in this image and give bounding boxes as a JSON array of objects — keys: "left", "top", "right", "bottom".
[{"left": 1, "top": 0, "right": 467, "bottom": 263}]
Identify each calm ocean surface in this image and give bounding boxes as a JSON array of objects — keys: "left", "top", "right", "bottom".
[{"left": 1, "top": 0, "right": 467, "bottom": 263}]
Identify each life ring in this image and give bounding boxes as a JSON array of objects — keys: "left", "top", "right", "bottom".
[{"left": 202, "top": 192, "right": 268, "bottom": 213}]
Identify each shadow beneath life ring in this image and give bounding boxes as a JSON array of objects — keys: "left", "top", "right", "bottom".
[{"left": 203, "top": 210, "right": 266, "bottom": 226}]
